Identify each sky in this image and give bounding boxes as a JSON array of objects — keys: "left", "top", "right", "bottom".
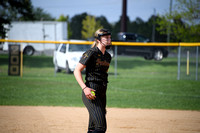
[{"left": 31, "top": 0, "right": 171, "bottom": 23}]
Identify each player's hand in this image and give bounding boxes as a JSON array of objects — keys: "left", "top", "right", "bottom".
[{"left": 84, "top": 87, "right": 96, "bottom": 100}]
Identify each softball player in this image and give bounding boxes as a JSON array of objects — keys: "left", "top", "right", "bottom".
[{"left": 74, "top": 29, "right": 112, "bottom": 133}]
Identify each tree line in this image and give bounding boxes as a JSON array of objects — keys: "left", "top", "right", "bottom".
[
  {"left": 1, "top": 0, "right": 199, "bottom": 42},
  {"left": 66, "top": 13, "right": 167, "bottom": 42}
]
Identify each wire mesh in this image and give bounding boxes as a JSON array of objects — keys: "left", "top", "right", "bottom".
[{"left": 179, "top": 46, "right": 199, "bottom": 80}]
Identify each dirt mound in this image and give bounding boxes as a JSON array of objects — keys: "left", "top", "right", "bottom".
[{"left": 0, "top": 106, "right": 199, "bottom": 133}]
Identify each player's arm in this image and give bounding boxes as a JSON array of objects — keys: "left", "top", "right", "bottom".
[
  {"left": 74, "top": 63, "right": 86, "bottom": 89},
  {"left": 74, "top": 63, "right": 96, "bottom": 100}
]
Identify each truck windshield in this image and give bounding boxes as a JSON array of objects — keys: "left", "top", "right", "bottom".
[{"left": 69, "top": 44, "right": 91, "bottom": 52}]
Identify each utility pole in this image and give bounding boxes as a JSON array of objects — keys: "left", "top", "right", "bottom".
[{"left": 121, "top": 0, "right": 127, "bottom": 32}]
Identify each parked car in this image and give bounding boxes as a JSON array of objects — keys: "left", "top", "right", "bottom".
[
  {"left": 113, "top": 32, "right": 168, "bottom": 60},
  {"left": 53, "top": 40, "right": 91, "bottom": 74}
]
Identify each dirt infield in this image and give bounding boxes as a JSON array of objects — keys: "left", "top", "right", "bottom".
[{"left": 0, "top": 106, "right": 199, "bottom": 133}]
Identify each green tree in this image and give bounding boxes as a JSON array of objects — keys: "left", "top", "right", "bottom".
[
  {"left": 0, "top": 0, "right": 34, "bottom": 38},
  {"left": 70, "top": 13, "right": 87, "bottom": 39},
  {"left": 96, "top": 16, "right": 112, "bottom": 31},
  {"left": 57, "top": 14, "right": 68, "bottom": 21},
  {"left": 129, "top": 17, "right": 147, "bottom": 36},
  {"left": 112, "top": 20, "right": 121, "bottom": 40},
  {"left": 0, "top": 0, "right": 55, "bottom": 38},
  {"left": 81, "top": 15, "right": 103, "bottom": 39},
  {"left": 151, "top": 16, "right": 167, "bottom": 42},
  {"left": 157, "top": 0, "right": 200, "bottom": 42},
  {"left": 111, "top": 16, "right": 131, "bottom": 39},
  {"left": 32, "top": 7, "right": 55, "bottom": 21},
  {"left": 143, "top": 15, "right": 167, "bottom": 42}
]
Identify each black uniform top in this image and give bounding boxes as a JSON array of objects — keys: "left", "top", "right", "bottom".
[{"left": 79, "top": 47, "right": 112, "bottom": 84}]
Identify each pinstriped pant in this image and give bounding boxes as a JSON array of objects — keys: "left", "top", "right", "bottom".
[{"left": 82, "top": 82, "right": 107, "bottom": 132}]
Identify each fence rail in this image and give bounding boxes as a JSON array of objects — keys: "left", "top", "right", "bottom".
[{"left": 0, "top": 39, "right": 200, "bottom": 46}]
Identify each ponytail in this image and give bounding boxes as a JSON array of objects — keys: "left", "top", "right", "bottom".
[{"left": 91, "top": 39, "right": 98, "bottom": 48}]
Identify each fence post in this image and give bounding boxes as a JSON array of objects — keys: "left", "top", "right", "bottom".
[
  {"left": 196, "top": 46, "right": 199, "bottom": 80},
  {"left": 20, "top": 43, "right": 23, "bottom": 77},
  {"left": 177, "top": 45, "right": 181, "bottom": 80},
  {"left": 114, "top": 46, "right": 118, "bottom": 78},
  {"left": 186, "top": 50, "right": 190, "bottom": 75}
]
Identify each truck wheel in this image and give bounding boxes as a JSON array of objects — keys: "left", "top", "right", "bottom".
[
  {"left": 66, "top": 62, "right": 71, "bottom": 74},
  {"left": 23, "top": 46, "right": 34, "bottom": 56},
  {"left": 154, "top": 50, "right": 163, "bottom": 61}
]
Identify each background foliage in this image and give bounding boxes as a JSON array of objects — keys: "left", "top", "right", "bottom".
[
  {"left": 156, "top": 0, "right": 200, "bottom": 42},
  {"left": 0, "top": 0, "right": 54, "bottom": 38},
  {"left": 1, "top": 0, "right": 199, "bottom": 42},
  {"left": 81, "top": 16, "right": 103, "bottom": 39}
]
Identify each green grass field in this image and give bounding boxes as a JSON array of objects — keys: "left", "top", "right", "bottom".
[{"left": 0, "top": 54, "right": 200, "bottom": 110}]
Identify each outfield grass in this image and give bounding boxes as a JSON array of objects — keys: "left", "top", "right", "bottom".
[{"left": 0, "top": 54, "right": 200, "bottom": 110}]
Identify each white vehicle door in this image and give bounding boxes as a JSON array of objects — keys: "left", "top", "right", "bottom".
[{"left": 56, "top": 44, "right": 67, "bottom": 68}]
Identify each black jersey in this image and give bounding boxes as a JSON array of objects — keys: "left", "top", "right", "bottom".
[{"left": 79, "top": 47, "right": 112, "bottom": 83}]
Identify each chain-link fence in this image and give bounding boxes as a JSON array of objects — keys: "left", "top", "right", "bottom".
[
  {"left": 177, "top": 46, "right": 199, "bottom": 80},
  {"left": 0, "top": 40, "right": 199, "bottom": 81}
]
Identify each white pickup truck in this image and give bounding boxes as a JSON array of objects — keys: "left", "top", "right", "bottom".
[{"left": 53, "top": 40, "right": 91, "bottom": 74}]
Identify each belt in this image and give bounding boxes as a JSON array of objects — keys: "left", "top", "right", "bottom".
[{"left": 86, "top": 81, "right": 107, "bottom": 86}]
